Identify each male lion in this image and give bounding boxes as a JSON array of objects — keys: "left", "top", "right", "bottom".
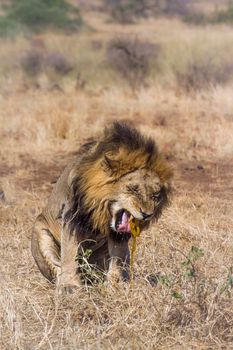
[{"left": 31, "top": 122, "right": 173, "bottom": 293}]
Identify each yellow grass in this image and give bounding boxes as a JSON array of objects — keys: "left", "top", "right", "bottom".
[{"left": 0, "top": 10, "right": 233, "bottom": 349}]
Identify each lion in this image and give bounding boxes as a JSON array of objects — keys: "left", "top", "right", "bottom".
[{"left": 31, "top": 122, "right": 173, "bottom": 293}]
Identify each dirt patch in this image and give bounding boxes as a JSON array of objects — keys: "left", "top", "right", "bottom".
[
  {"left": 175, "top": 159, "right": 233, "bottom": 200},
  {"left": 5, "top": 153, "right": 233, "bottom": 201},
  {"left": 14, "top": 156, "right": 64, "bottom": 192}
]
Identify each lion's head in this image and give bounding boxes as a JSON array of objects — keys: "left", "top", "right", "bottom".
[
  {"left": 65, "top": 122, "right": 173, "bottom": 237},
  {"left": 109, "top": 167, "right": 169, "bottom": 234}
]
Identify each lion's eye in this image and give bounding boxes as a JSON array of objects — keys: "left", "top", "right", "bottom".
[
  {"left": 152, "top": 191, "right": 161, "bottom": 201},
  {"left": 127, "top": 185, "right": 139, "bottom": 194}
]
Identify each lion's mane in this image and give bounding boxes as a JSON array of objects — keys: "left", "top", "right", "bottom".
[{"left": 64, "top": 122, "right": 172, "bottom": 238}]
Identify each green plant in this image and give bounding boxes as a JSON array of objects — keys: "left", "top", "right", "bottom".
[
  {"left": 213, "top": 3, "right": 233, "bottom": 24},
  {"left": 105, "top": 0, "right": 150, "bottom": 24},
  {"left": 181, "top": 246, "right": 204, "bottom": 278},
  {"left": 220, "top": 267, "right": 233, "bottom": 294},
  {"left": 76, "top": 247, "right": 104, "bottom": 285},
  {"left": 172, "top": 291, "right": 183, "bottom": 299},
  {"left": 105, "top": 0, "right": 197, "bottom": 24},
  {"left": 156, "top": 246, "right": 204, "bottom": 301},
  {"left": 183, "top": 12, "right": 207, "bottom": 25},
  {"left": 0, "top": 0, "right": 82, "bottom": 36}
]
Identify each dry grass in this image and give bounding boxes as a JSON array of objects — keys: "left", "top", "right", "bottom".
[{"left": 0, "top": 9, "right": 233, "bottom": 350}]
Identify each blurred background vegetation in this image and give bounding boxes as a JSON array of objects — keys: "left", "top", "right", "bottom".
[
  {"left": 0, "top": 0, "right": 233, "bottom": 93},
  {"left": 0, "top": 0, "right": 82, "bottom": 36}
]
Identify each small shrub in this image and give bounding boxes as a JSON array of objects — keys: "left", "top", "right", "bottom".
[
  {"left": 164, "top": 0, "right": 207, "bottom": 24},
  {"left": 0, "top": 17, "right": 24, "bottom": 37},
  {"left": 105, "top": 0, "right": 198, "bottom": 23},
  {"left": 107, "top": 37, "right": 159, "bottom": 90},
  {"left": 0, "top": 0, "right": 82, "bottom": 36},
  {"left": 214, "top": 9, "right": 233, "bottom": 24},
  {"left": 105, "top": 0, "right": 153, "bottom": 23},
  {"left": 183, "top": 12, "right": 207, "bottom": 25},
  {"left": 76, "top": 248, "right": 104, "bottom": 285},
  {"left": 45, "top": 52, "right": 73, "bottom": 76},
  {"left": 20, "top": 49, "right": 74, "bottom": 90},
  {"left": 175, "top": 57, "right": 233, "bottom": 92},
  {"left": 20, "top": 50, "right": 44, "bottom": 77},
  {"left": 162, "top": 0, "right": 193, "bottom": 16},
  {"left": 214, "top": 4, "right": 233, "bottom": 24}
]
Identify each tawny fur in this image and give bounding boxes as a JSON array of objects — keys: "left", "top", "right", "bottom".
[{"left": 31, "top": 122, "right": 173, "bottom": 292}]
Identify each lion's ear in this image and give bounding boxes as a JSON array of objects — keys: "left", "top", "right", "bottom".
[{"left": 101, "top": 155, "right": 119, "bottom": 176}]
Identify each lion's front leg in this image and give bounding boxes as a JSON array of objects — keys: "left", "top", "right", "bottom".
[
  {"left": 107, "top": 236, "right": 130, "bottom": 285},
  {"left": 57, "top": 224, "right": 81, "bottom": 295}
]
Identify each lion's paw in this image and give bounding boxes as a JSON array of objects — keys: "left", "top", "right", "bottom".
[
  {"left": 56, "top": 274, "right": 81, "bottom": 295},
  {"left": 56, "top": 283, "right": 80, "bottom": 295}
]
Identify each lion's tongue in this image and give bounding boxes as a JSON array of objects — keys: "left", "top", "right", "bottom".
[{"left": 118, "top": 211, "right": 130, "bottom": 232}]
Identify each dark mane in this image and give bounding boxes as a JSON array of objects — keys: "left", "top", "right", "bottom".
[
  {"left": 88, "top": 121, "right": 158, "bottom": 162},
  {"left": 63, "top": 178, "right": 100, "bottom": 238}
]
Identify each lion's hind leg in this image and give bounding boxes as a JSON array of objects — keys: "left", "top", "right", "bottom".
[{"left": 31, "top": 215, "right": 61, "bottom": 283}]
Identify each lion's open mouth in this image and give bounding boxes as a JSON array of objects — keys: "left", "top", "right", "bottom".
[{"left": 115, "top": 209, "right": 132, "bottom": 233}]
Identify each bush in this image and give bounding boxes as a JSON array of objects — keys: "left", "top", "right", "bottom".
[
  {"left": 20, "top": 50, "right": 44, "bottom": 77},
  {"left": 20, "top": 49, "right": 74, "bottom": 90},
  {"left": 162, "top": 0, "right": 193, "bottom": 16},
  {"left": 0, "top": 17, "right": 24, "bottom": 37},
  {"left": 183, "top": 12, "right": 207, "bottom": 25},
  {"left": 213, "top": 3, "right": 233, "bottom": 24},
  {"left": 105, "top": 0, "right": 196, "bottom": 23},
  {"left": 175, "top": 58, "right": 233, "bottom": 92},
  {"left": 105, "top": 0, "right": 154, "bottom": 23},
  {"left": 45, "top": 52, "right": 73, "bottom": 76},
  {"left": 107, "top": 37, "right": 159, "bottom": 90},
  {"left": 0, "top": 0, "right": 82, "bottom": 36}
]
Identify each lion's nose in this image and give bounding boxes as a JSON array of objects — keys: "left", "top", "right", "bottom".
[{"left": 140, "top": 209, "right": 153, "bottom": 220}]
